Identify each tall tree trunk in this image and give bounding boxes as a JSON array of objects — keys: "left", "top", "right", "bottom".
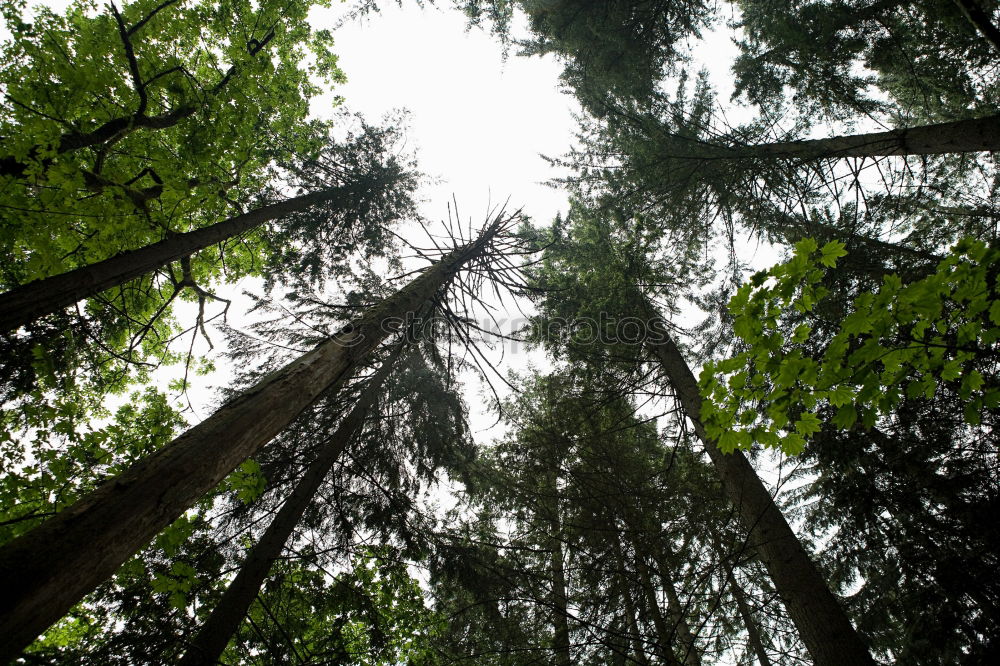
[
  {"left": 0, "top": 224, "right": 502, "bottom": 661},
  {"left": 650, "top": 551, "right": 702, "bottom": 666},
  {"left": 549, "top": 532, "right": 572, "bottom": 666},
  {"left": 178, "top": 347, "right": 400, "bottom": 665},
  {"left": 613, "top": 539, "right": 652, "bottom": 666},
  {"left": 607, "top": 616, "right": 631, "bottom": 666},
  {"left": 545, "top": 470, "right": 572, "bottom": 666},
  {"left": 728, "top": 569, "right": 774, "bottom": 666},
  {"left": 633, "top": 553, "right": 684, "bottom": 666},
  {"left": 0, "top": 185, "right": 364, "bottom": 332},
  {"left": 682, "top": 113, "right": 1000, "bottom": 160},
  {"left": 639, "top": 298, "right": 876, "bottom": 666}
]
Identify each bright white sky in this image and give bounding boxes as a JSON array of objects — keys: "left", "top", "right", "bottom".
[{"left": 312, "top": 2, "right": 579, "bottom": 229}]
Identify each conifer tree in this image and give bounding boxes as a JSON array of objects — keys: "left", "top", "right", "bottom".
[{"left": 0, "top": 211, "right": 516, "bottom": 660}]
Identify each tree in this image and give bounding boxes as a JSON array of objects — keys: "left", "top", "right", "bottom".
[
  {"left": 436, "top": 367, "right": 748, "bottom": 664},
  {"left": 0, "top": 139, "right": 416, "bottom": 333},
  {"left": 733, "top": 0, "right": 1000, "bottom": 121},
  {"left": 0, "top": 210, "right": 517, "bottom": 661},
  {"left": 701, "top": 237, "right": 1000, "bottom": 662},
  {"left": 177, "top": 346, "right": 402, "bottom": 665},
  {"left": 527, "top": 202, "right": 876, "bottom": 665},
  {"left": 456, "top": 0, "right": 714, "bottom": 111},
  {"left": 0, "top": 0, "right": 340, "bottom": 303}
]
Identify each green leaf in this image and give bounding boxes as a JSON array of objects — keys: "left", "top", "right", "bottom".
[
  {"left": 794, "top": 411, "right": 822, "bottom": 436},
  {"left": 781, "top": 432, "right": 807, "bottom": 455},
  {"left": 794, "top": 237, "right": 819, "bottom": 257},
  {"left": 819, "top": 240, "right": 847, "bottom": 267},
  {"left": 791, "top": 324, "right": 811, "bottom": 343},
  {"left": 832, "top": 404, "right": 858, "bottom": 429},
  {"left": 828, "top": 384, "right": 855, "bottom": 407},
  {"left": 940, "top": 360, "right": 962, "bottom": 381},
  {"left": 990, "top": 299, "right": 1000, "bottom": 325}
]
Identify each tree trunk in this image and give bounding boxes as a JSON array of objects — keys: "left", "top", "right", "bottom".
[
  {"left": 650, "top": 552, "right": 702, "bottom": 666},
  {"left": 0, "top": 185, "right": 361, "bottom": 332},
  {"left": 952, "top": 0, "right": 1000, "bottom": 51},
  {"left": 728, "top": 570, "right": 774, "bottom": 666},
  {"left": 0, "top": 225, "right": 501, "bottom": 661},
  {"left": 178, "top": 348, "right": 400, "bottom": 665},
  {"left": 687, "top": 113, "right": 1000, "bottom": 160},
  {"left": 613, "top": 539, "right": 652, "bottom": 666},
  {"left": 545, "top": 471, "right": 572, "bottom": 666},
  {"left": 639, "top": 298, "right": 876, "bottom": 666},
  {"left": 634, "top": 554, "right": 684, "bottom": 666}
]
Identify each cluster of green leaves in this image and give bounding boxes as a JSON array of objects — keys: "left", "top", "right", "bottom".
[
  {"left": 0, "top": 0, "right": 350, "bottom": 417},
  {"left": 0, "top": 0, "right": 341, "bottom": 280},
  {"left": 700, "top": 237, "right": 1000, "bottom": 454},
  {"left": 0, "top": 387, "right": 184, "bottom": 545}
]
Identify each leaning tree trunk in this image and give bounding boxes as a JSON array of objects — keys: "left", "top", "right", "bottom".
[
  {"left": 0, "top": 224, "right": 501, "bottom": 661},
  {"left": 952, "top": 0, "right": 1000, "bottom": 51},
  {"left": 633, "top": 553, "right": 684, "bottom": 666},
  {"left": 650, "top": 551, "right": 702, "bottom": 666},
  {"left": 178, "top": 346, "right": 401, "bottom": 665},
  {"left": 728, "top": 569, "right": 774, "bottom": 666},
  {"left": 639, "top": 298, "right": 876, "bottom": 666},
  {"left": 683, "top": 113, "right": 1000, "bottom": 161},
  {"left": 0, "top": 184, "right": 365, "bottom": 332}
]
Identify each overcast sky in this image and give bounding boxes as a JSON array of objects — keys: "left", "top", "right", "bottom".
[
  {"left": 318, "top": 3, "right": 584, "bottom": 428},
  {"left": 313, "top": 3, "right": 579, "bottom": 228},
  {"left": 162, "top": 1, "right": 580, "bottom": 430}
]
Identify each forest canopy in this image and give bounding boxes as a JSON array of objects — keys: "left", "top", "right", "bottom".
[{"left": 0, "top": 0, "right": 998, "bottom": 664}]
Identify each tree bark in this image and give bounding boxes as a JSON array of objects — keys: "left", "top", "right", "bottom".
[
  {"left": 178, "top": 348, "right": 399, "bottom": 665},
  {"left": 0, "top": 225, "right": 501, "bottom": 661},
  {"left": 639, "top": 298, "right": 876, "bottom": 666},
  {"left": 683, "top": 113, "right": 1000, "bottom": 161},
  {"left": 0, "top": 185, "right": 360, "bottom": 332}
]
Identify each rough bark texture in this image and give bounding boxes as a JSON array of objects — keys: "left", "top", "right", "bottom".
[
  {"left": 692, "top": 113, "right": 1000, "bottom": 160},
  {"left": 0, "top": 229, "right": 498, "bottom": 661},
  {"left": 729, "top": 571, "right": 773, "bottom": 666},
  {"left": 640, "top": 300, "right": 876, "bottom": 666},
  {"left": 178, "top": 351, "right": 398, "bottom": 665},
  {"left": 0, "top": 186, "right": 356, "bottom": 332}
]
